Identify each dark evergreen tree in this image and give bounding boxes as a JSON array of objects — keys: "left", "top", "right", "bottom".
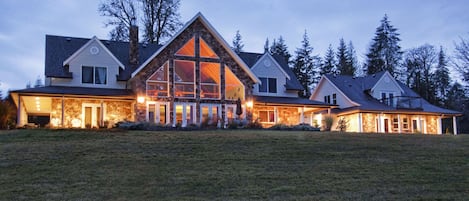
[
  {"left": 270, "top": 36, "right": 291, "bottom": 63},
  {"left": 232, "top": 30, "right": 244, "bottom": 54},
  {"left": 141, "top": 0, "right": 182, "bottom": 44},
  {"left": 365, "top": 14, "right": 403, "bottom": 76},
  {"left": 320, "top": 44, "right": 337, "bottom": 75},
  {"left": 444, "top": 82, "right": 469, "bottom": 133},
  {"left": 346, "top": 41, "right": 358, "bottom": 76},
  {"left": 433, "top": 46, "right": 450, "bottom": 105},
  {"left": 336, "top": 38, "right": 347, "bottom": 75},
  {"left": 291, "top": 31, "right": 317, "bottom": 97}
]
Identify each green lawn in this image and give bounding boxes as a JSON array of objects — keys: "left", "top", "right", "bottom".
[{"left": 0, "top": 129, "right": 468, "bottom": 201}]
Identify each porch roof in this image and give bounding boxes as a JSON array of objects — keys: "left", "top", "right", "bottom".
[
  {"left": 253, "top": 95, "right": 334, "bottom": 107},
  {"left": 11, "top": 86, "right": 135, "bottom": 97}
]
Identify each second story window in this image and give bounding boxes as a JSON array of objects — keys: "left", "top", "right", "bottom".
[
  {"left": 324, "top": 95, "right": 331, "bottom": 104},
  {"left": 82, "top": 66, "right": 106, "bottom": 85},
  {"left": 332, "top": 93, "right": 337, "bottom": 104},
  {"left": 259, "top": 77, "right": 277, "bottom": 93}
]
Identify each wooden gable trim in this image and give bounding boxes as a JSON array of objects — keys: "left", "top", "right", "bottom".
[{"left": 62, "top": 36, "right": 125, "bottom": 69}]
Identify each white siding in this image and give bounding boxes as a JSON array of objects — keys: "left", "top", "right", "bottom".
[
  {"left": 370, "top": 73, "right": 402, "bottom": 99},
  {"left": 51, "top": 40, "right": 125, "bottom": 89},
  {"left": 252, "top": 55, "right": 296, "bottom": 97},
  {"left": 311, "top": 78, "right": 356, "bottom": 108}
]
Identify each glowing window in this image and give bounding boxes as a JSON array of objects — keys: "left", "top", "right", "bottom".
[
  {"left": 225, "top": 65, "right": 244, "bottom": 100},
  {"left": 200, "top": 38, "right": 219, "bottom": 58},
  {"left": 147, "top": 62, "right": 169, "bottom": 97},
  {"left": 175, "top": 37, "right": 195, "bottom": 57},
  {"left": 200, "top": 62, "right": 220, "bottom": 99},
  {"left": 174, "top": 60, "right": 195, "bottom": 98}
]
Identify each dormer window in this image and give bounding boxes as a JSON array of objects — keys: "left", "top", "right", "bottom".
[
  {"left": 259, "top": 77, "right": 277, "bottom": 93},
  {"left": 82, "top": 66, "right": 107, "bottom": 84}
]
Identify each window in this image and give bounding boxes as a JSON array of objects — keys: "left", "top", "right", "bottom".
[
  {"left": 259, "top": 110, "right": 275, "bottom": 123},
  {"left": 332, "top": 93, "right": 337, "bottom": 104},
  {"left": 225, "top": 66, "right": 244, "bottom": 100},
  {"left": 200, "top": 62, "right": 220, "bottom": 99},
  {"left": 381, "top": 93, "right": 386, "bottom": 103},
  {"left": 147, "top": 63, "right": 169, "bottom": 97},
  {"left": 174, "top": 60, "right": 195, "bottom": 98},
  {"left": 82, "top": 66, "right": 106, "bottom": 84},
  {"left": 389, "top": 93, "right": 394, "bottom": 106},
  {"left": 259, "top": 77, "right": 277, "bottom": 93},
  {"left": 324, "top": 95, "right": 331, "bottom": 104}
]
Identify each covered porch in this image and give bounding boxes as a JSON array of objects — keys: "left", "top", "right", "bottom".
[{"left": 251, "top": 96, "right": 334, "bottom": 128}]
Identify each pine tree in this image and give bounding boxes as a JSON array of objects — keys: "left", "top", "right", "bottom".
[
  {"left": 291, "top": 31, "right": 317, "bottom": 97},
  {"left": 320, "top": 44, "right": 337, "bottom": 75},
  {"left": 336, "top": 38, "right": 348, "bottom": 75},
  {"left": 365, "top": 14, "right": 403, "bottom": 76},
  {"left": 433, "top": 46, "right": 450, "bottom": 105},
  {"left": 270, "top": 36, "right": 291, "bottom": 63},
  {"left": 346, "top": 41, "right": 358, "bottom": 76},
  {"left": 232, "top": 30, "right": 244, "bottom": 54}
]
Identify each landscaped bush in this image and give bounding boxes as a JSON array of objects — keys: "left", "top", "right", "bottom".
[
  {"left": 324, "top": 115, "right": 334, "bottom": 131},
  {"left": 269, "top": 123, "right": 291, "bottom": 130},
  {"left": 292, "top": 123, "right": 320, "bottom": 131},
  {"left": 245, "top": 118, "right": 263, "bottom": 129}
]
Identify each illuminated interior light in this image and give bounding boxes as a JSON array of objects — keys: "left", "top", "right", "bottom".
[{"left": 137, "top": 96, "right": 145, "bottom": 103}]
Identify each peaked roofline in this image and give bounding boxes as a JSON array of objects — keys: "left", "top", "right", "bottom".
[
  {"left": 62, "top": 36, "right": 126, "bottom": 69},
  {"left": 370, "top": 71, "right": 404, "bottom": 93},
  {"left": 310, "top": 75, "right": 360, "bottom": 106},
  {"left": 131, "top": 12, "right": 260, "bottom": 83},
  {"left": 251, "top": 53, "right": 290, "bottom": 80}
]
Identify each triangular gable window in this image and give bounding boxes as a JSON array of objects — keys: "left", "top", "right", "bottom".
[
  {"left": 148, "top": 63, "right": 168, "bottom": 81},
  {"left": 175, "top": 37, "right": 195, "bottom": 57},
  {"left": 200, "top": 38, "right": 219, "bottom": 59}
]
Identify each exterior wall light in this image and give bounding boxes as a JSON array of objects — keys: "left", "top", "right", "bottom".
[
  {"left": 137, "top": 96, "right": 146, "bottom": 103},
  {"left": 246, "top": 100, "right": 253, "bottom": 108}
]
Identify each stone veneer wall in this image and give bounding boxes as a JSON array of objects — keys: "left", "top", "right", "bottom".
[
  {"left": 362, "top": 113, "right": 377, "bottom": 133},
  {"left": 131, "top": 18, "right": 255, "bottom": 124},
  {"left": 50, "top": 97, "right": 133, "bottom": 128},
  {"left": 426, "top": 115, "right": 438, "bottom": 134},
  {"left": 252, "top": 106, "right": 301, "bottom": 127}
]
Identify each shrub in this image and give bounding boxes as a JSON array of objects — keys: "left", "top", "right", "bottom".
[
  {"left": 336, "top": 117, "right": 348, "bottom": 132},
  {"left": 292, "top": 123, "right": 320, "bottom": 131},
  {"left": 245, "top": 118, "right": 262, "bottom": 129},
  {"left": 324, "top": 115, "right": 334, "bottom": 131},
  {"left": 269, "top": 123, "right": 291, "bottom": 130}
]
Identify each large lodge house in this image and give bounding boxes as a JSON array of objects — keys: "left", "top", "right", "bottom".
[{"left": 10, "top": 13, "right": 461, "bottom": 134}]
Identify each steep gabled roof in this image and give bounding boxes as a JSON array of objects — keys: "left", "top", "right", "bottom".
[
  {"left": 45, "top": 35, "right": 161, "bottom": 80},
  {"left": 131, "top": 12, "right": 260, "bottom": 83},
  {"left": 322, "top": 72, "right": 461, "bottom": 115},
  {"left": 238, "top": 52, "right": 304, "bottom": 91}
]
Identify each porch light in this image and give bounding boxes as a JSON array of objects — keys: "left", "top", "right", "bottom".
[
  {"left": 137, "top": 96, "right": 146, "bottom": 103},
  {"left": 246, "top": 100, "right": 253, "bottom": 108}
]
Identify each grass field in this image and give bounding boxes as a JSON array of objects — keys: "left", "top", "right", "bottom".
[{"left": 0, "top": 129, "right": 468, "bottom": 200}]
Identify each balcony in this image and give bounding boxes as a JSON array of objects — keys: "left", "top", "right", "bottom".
[{"left": 381, "top": 96, "right": 423, "bottom": 110}]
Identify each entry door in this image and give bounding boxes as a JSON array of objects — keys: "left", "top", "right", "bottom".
[
  {"left": 384, "top": 119, "right": 389, "bottom": 133},
  {"left": 82, "top": 103, "right": 102, "bottom": 128}
]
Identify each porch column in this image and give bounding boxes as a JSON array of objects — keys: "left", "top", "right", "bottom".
[
  {"left": 358, "top": 113, "right": 363, "bottom": 132},
  {"left": 377, "top": 113, "right": 382, "bottom": 133},
  {"left": 300, "top": 107, "right": 305, "bottom": 124},
  {"left": 417, "top": 115, "right": 422, "bottom": 134},
  {"left": 16, "top": 94, "right": 21, "bottom": 127},
  {"left": 437, "top": 115, "right": 442, "bottom": 135},
  {"left": 100, "top": 101, "right": 104, "bottom": 127},
  {"left": 274, "top": 106, "right": 278, "bottom": 123},
  {"left": 453, "top": 116, "right": 458, "bottom": 135},
  {"left": 327, "top": 108, "right": 331, "bottom": 115},
  {"left": 398, "top": 114, "right": 402, "bottom": 133},
  {"left": 61, "top": 96, "right": 65, "bottom": 127}
]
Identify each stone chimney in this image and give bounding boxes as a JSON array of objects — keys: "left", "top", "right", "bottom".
[{"left": 129, "top": 20, "right": 139, "bottom": 69}]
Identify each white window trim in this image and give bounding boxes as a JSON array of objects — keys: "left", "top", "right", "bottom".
[
  {"left": 174, "top": 60, "right": 196, "bottom": 99},
  {"left": 146, "top": 101, "right": 170, "bottom": 124},
  {"left": 146, "top": 63, "right": 169, "bottom": 98},
  {"left": 81, "top": 103, "right": 106, "bottom": 128},
  {"left": 173, "top": 102, "right": 197, "bottom": 127},
  {"left": 81, "top": 66, "right": 108, "bottom": 86}
]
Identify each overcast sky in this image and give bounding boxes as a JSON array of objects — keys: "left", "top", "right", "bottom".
[{"left": 1, "top": 0, "right": 468, "bottom": 94}]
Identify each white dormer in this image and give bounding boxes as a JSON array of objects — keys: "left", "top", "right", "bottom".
[
  {"left": 53, "top": 36, "right": 126, "bottom": 89},
  {"left": 251, "top": 53, "right": 297, "bottom": 97},
  {"left": 369, "top": 71, "right": 404, "bottom": 103},
  {"left": 310, "top": 76, "right": 359, "bottom": 108}
]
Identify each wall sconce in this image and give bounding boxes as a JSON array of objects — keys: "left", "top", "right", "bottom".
[
  {"left": 246, "top": 100, "right": 253, "bottom": 108},
  {"left": 137, "top": 96, "right": 145, "bottom": 103}
]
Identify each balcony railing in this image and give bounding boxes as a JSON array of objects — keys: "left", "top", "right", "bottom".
[{"left": 380, "top": 96, "right": 423, "bottom": 110}]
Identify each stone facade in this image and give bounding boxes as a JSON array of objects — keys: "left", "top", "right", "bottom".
[
  {"left": 130, "top": 18, "right": 255, "bottom": 125},
  {"left": 50, "top": 97, "right": 132, "bottom": 128}
]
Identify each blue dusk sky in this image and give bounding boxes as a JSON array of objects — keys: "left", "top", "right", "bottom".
[{"left": 0, "top": 0, "right": 468, "bottom": 93}]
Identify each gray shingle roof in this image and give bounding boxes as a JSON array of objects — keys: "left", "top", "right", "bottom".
[
  {"left": 324, "top": 72, "right": 461, "bottom": 115},
  {"left": 238, "top": 52, "right": 304, "bottom": 91},
  {"left": 11, "top": 86, "right": 134, "bottom": 97},
  {"left": 253, "top": 95, "right": 333, "bottom": 107},
  {"left": 45, "top": 35, "right": 161, "bottom": 80}
]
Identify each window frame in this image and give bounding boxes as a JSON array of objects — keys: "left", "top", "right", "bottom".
[
  {"left": 258, "top": 110, "right": 275, "bottom": 123},
  {"left": 81, "top": 66, "right": 107, "bottom": 85},
  {"left": 146, "top": 62, "right": 169, "bottom": 98},
  {"left": 174, "top": 60, "right": 196, "bottom": 98}
]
